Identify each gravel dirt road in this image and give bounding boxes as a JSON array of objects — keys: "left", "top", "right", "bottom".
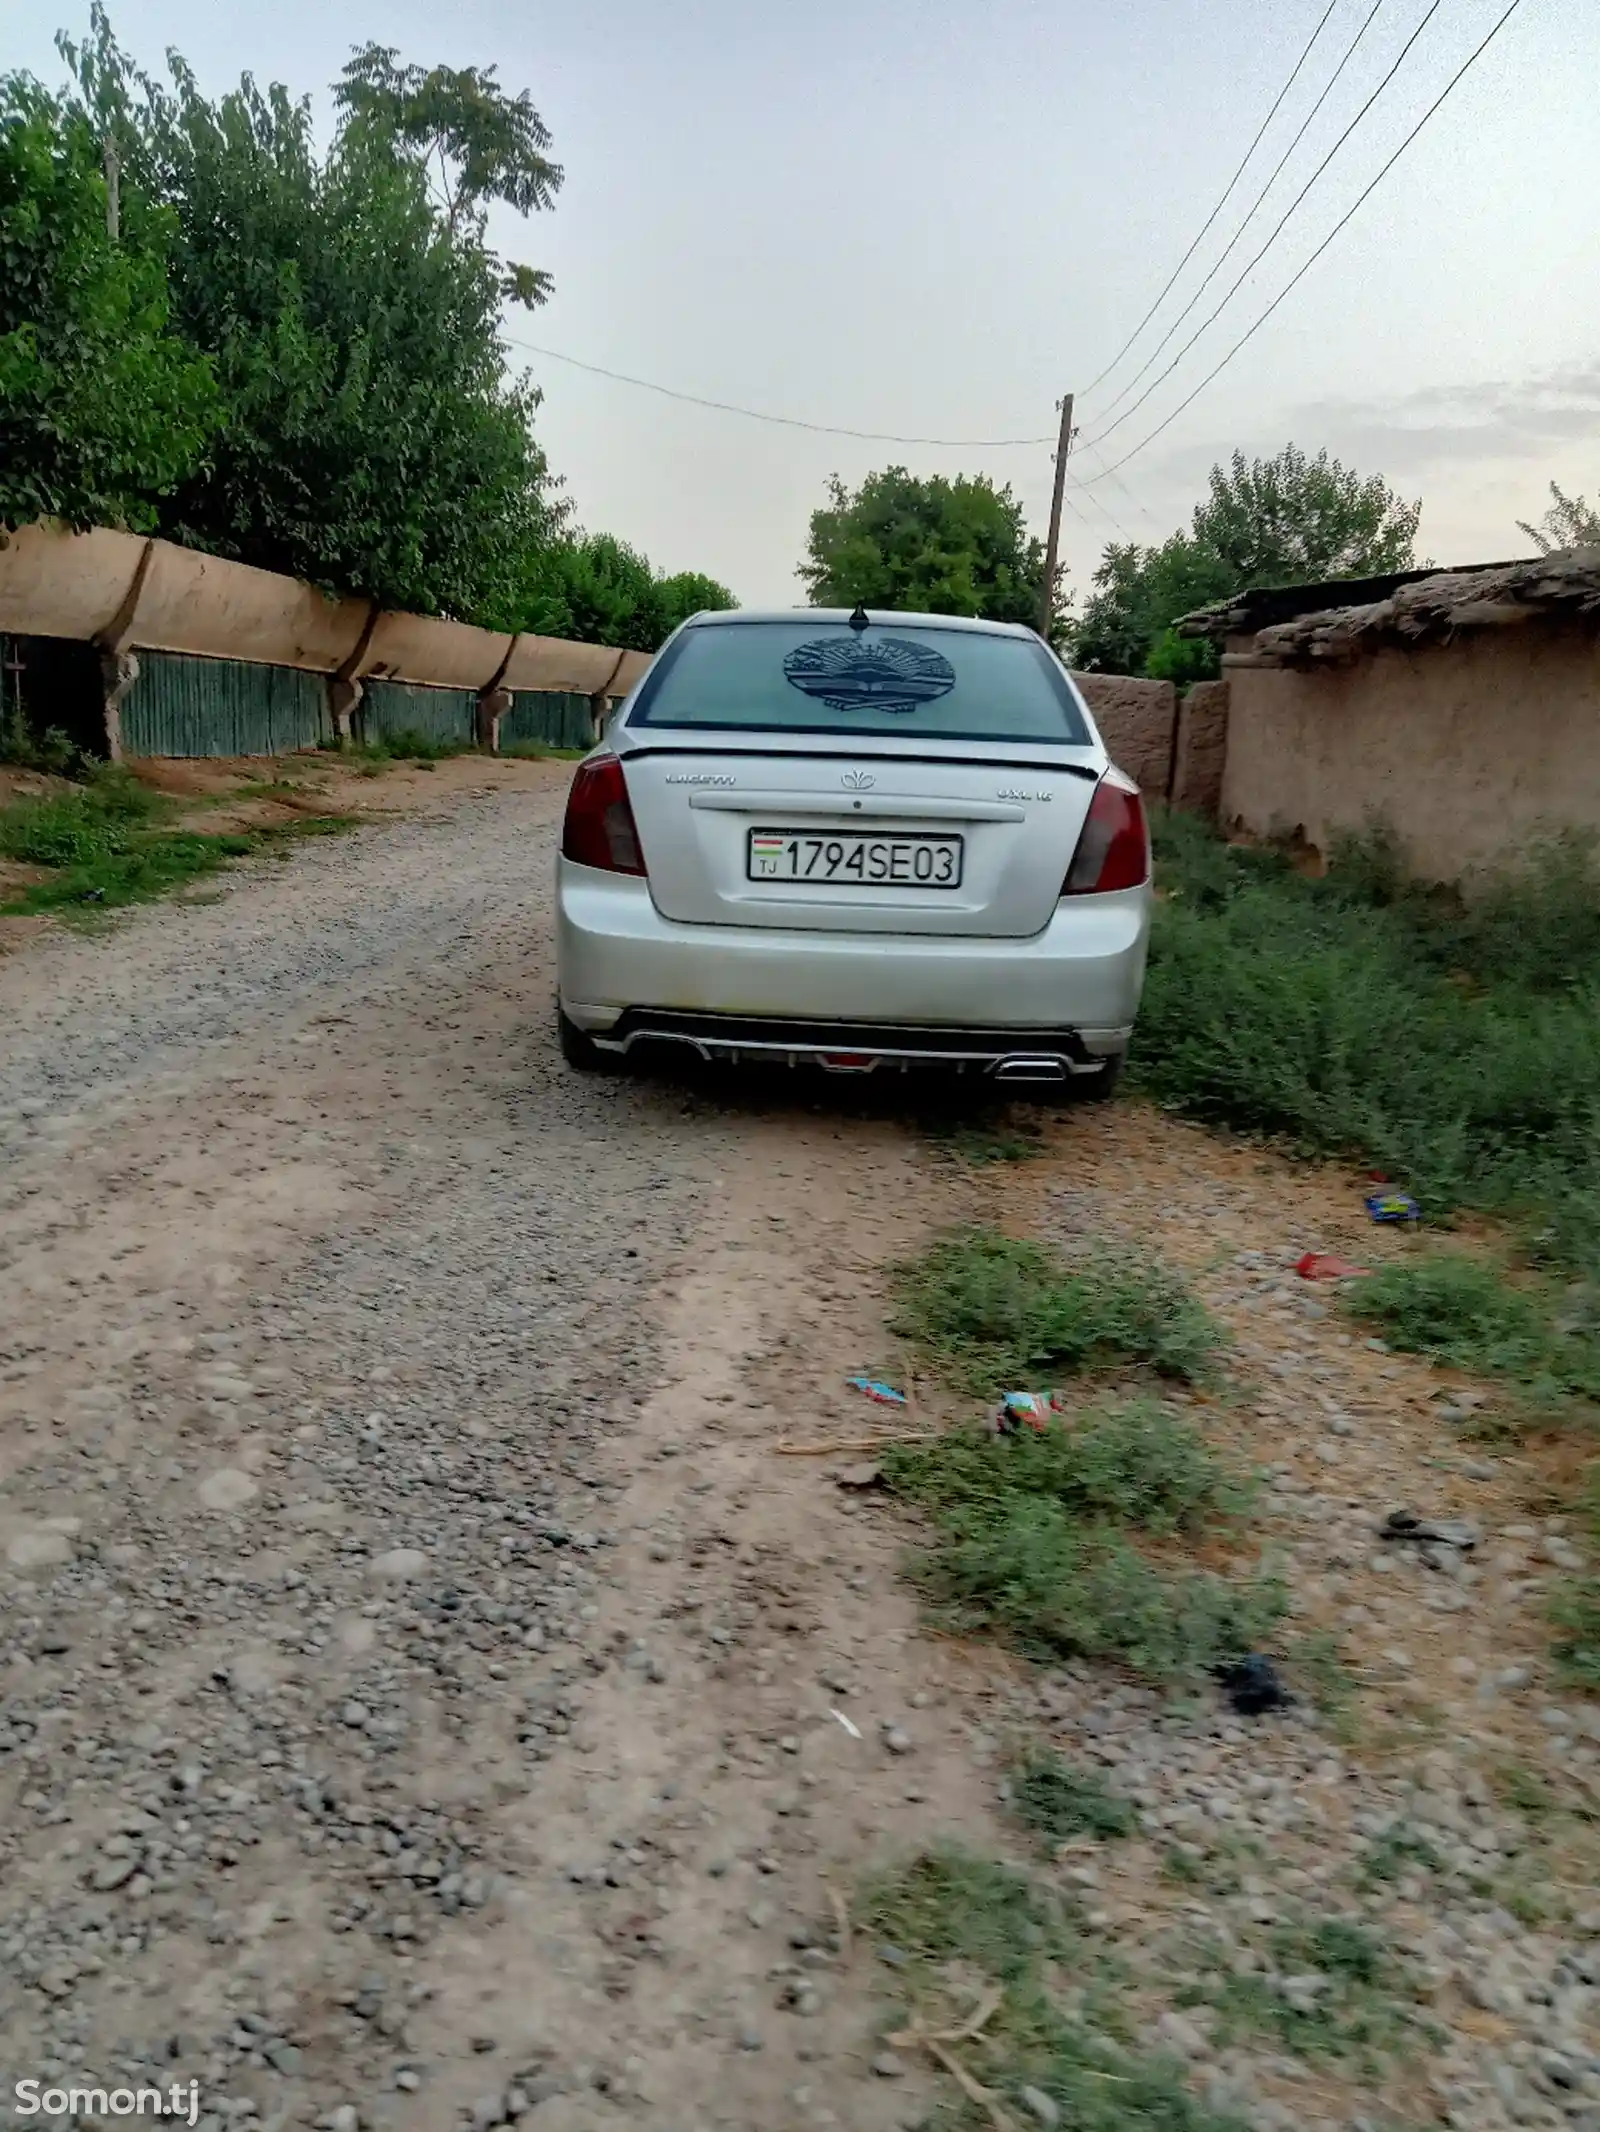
[{"left": 0, "top": 772, "right": 1595, "bottom": 2132}]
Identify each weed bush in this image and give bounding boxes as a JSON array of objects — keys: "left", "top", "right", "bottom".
[
  {"left": 859, "top": 1846, "right": 1248, "bottom": 2132},
  {"left": 1549, "top": 1470, "right": 1600, "bottom": 1691},
  {"left": 0, "top": 770, "right": 352, "bottom": 915},
  {"left": 1342, "top": 1252, "right": 1600, "bottom": 1408},
  {"left": 1009, "top": 1750, "right": 1137, "bottom": 1845},
  {"left": 911, "top": 1503, "right": 1284, "bottom": 1683},
  {"left": 351, "top": 729, "right": 474, "bottom": 763},
  {"left": 1184, "top": 1911, "right": 1424, "bottom": 2070},
  {"left": 885, "top": 1404, "right": 1276, "bottom": 1685},
  {"left": 889, "top": 1229, "right": 1222, "bottom": 1393},
  {"left": 1138, "top": 818, "right": 1600, "bottom": 1272},
  {"left": 885, "top": 1399, "right": 1252, "bottom": 1536}
]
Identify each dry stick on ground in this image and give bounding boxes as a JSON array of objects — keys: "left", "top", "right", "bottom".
[
  {"left": 773, "top": 1434, "right": 939, "bottom": 1456},
  {"left": 823, "top": 1880, "right": 852, "bottom": 1963},
  {"left": 887, "top": 1986, "right": 1015, "bottom": 2131}
]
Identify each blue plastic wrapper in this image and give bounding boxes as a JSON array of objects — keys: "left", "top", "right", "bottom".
[
  {"left": 1364, "top": 1190, "right": 1420, "bottom": 1223},
  {"left": 847, "top": 1377, "right": 907, "bottom": 1406}
]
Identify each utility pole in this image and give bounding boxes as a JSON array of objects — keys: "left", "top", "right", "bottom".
[{"left": 1038, "top": 392, "right": 1074, "bottom": 641}]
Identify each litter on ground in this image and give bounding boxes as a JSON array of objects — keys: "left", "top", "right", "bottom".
[{"left": 848, "top": 1377, "right": 907, "bottom": 1406}]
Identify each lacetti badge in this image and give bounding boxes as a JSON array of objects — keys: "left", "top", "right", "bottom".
[{"left": 665, "top": 772, "right": 735, "bottom": 786}]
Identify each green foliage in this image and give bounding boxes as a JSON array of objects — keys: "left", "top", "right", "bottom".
[
  {"left": 859, "top": 1846, "right": 1250, "bottom": 2132},
  {"left": 800, "top": 466, "right": 1050, "bottom": 628},
  {"left": 1355, "top": 1820, "right": 1444, "bottom": 1887},
  {"left": 0, "top": 701, "right": 86, "bottom": 775},
  {"left": 0, "top": 764, "right": 350, "bottom": 913},
  {"left": 905, "top": 1507, "right": 1285, "bottom": 1683},
  {"left": 1144, "top": 626, "right": 1221, "bottom": 688},
  {"left": 883, "top": 1405, "right": 1279, "bottom": 1686},
  {"left": 1009, "top": 1750, "right": 1137, "bottom": 1845},
  {"left": 1343, "top": 1254, "right": 1600, "bottom": 1405},
  {"left": 1072, "top": 537, "right": 1233, "bottom": 678},
  {"left": 11, "top": 12, "right": 734, "bottom": 638},
  {"left": 886, "top": 1401, "right": 1251, "bottom": 1537},
  {"left": 76, "top": 29, "right": 562, "bottom": 617},
  {"left": 1518, "top": 480, "right": 1600, "bottom": 555},
  {"left": 512, "top": 531, "right": 737, "bottom": 650},
  {"left": 1548, "top": 1470, "right": 1600, "bottom": 1692},
  {"left": 920, "top": 1110, "right": 1044, "bottom": 1166},
  {"left": 889, "top": 1227, "right": 1223, "bottom": 1394},
  {"left": 1070, "top": 445, "right": 1420, "bottom": 676},
  {"left": 334, "top": 42, "right": 561, "bottom": 303},
  {"left": 1184, "top": 1913, "right": 1421, "bottom": 2069},
  {"left": 1136, "top": 819, "right": 1600, "bottom": 1274},
  {"left": 0, "top": 72, "right": 217, "bottom": 533},
  {"left": 353, "top": 728, "right": 475, "bottom": 764}
]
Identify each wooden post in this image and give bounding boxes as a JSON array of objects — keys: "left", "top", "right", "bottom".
[{"left": 1038, "top": 393, "right": 1075, "bottom": 641}]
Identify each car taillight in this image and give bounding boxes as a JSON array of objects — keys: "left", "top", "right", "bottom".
[
  {"left": 561, "top": 754, "right": 647, "bottom": 876},
  {"left": 1062, "top": 774, "right": 1149, "bottom": 895}
]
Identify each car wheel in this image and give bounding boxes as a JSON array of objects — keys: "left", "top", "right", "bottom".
[
  {"left": 1072, "top": 1056, "right": 1124, "bottom": 1103},
  {"left": 558, "top": 1008, "right": 625, "bottom": 1074}
]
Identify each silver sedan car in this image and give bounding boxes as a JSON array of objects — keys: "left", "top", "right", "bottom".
[{"left": 555, "top": 606, "right": 1152, "bottom": 1094}]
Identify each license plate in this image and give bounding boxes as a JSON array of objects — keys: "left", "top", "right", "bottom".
[{"left": 747, "top": 829, "right": 964, "bottom": 888}]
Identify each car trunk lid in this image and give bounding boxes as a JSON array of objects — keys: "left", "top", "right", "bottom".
[{"left": 617, "top": 735, "right": 1102, "bottom": 937}]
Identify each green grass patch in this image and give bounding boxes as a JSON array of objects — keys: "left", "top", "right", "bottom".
[
  {"left": 498, "top": 741, "right": 589, "bottom": 761},
  {"left": 0, "top": 768, "right": 356, "bottom": 917},
  {"left": 883, "top": 1402, "right": 1281, "bottom": 1686},
  {"left": 1354, "top": 1819, "right": 1444, "bottom": 1887},
  {"left": 1341, "top": 1253, "right": 1600, "bottom": 1411},
  {"left": 1179, "top": 1912, "right": 1425, "bottom": 2073},
  {"left": 889, "top": 1228, "right": 1223, "bottom": 1395},
  {"left": 858, "top": 1845, "right": 1246, "bottom": 2132},
  {"left": 1548, "top": 1469, "right": 1600, "bottom": 1691},
  {"left": 886, "top": 1398, "right": 1253, "bottom": 1536},
  {"left": 1137, "top": 815, "right": 1600, "bottom": 1276},
  {"left": 1008, "top": 1749, "right": 1137, "bottom": 1846},
  {"left": 350, "top": 728, "right": 475, "bottom": 763},
  {"left": 920, "top": 1111, "right": 1046, "bottom": 1166}
]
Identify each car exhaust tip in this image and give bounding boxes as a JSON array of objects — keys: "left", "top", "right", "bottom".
[{"left": 991, "top": 1055, "right": 1071, "bottom": 1084}]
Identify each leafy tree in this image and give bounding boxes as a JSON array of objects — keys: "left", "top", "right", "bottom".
[
  {"left": 799, "top": 467, "right": 1052, "bottom": 628},
  {"left": 513, "top": 532, "right": 735, "bottom": 650},
  {"left": 54, "top": 9, "right": 564, "bottom": 619},
  {"left": 1070, "top": 444, "right": 1420, "bottom": 680},
  {"left": 1518, "top": 481, "right": 1600, "bottom": 555},
  {"left": 334, "top": 44, "right": 561, "bottom": 308},
  {"left": 0, "top": 74, "right": 216, "bottom": 534}
]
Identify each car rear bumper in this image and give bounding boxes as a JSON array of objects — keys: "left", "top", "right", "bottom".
[{"left": 557, "top": 864, "right": 1150, "bottom": 1068}]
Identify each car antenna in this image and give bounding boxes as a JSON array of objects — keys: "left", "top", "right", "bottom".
[{"left": 848, "top": 602, "right": 870, "bottom": 632}]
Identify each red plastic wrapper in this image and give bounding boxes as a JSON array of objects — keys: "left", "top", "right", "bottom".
[{"left": 1295, "top": 1252, "right": 1371, "bottom": 1281}]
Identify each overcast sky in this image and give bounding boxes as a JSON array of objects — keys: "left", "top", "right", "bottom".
[{"left": 9, "top": 0, "right": 1596, "bottom": 605}]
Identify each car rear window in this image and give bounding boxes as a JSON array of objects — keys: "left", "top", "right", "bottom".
[{"left": 626, "top": 619, "right": 1092, "bottom": 744}]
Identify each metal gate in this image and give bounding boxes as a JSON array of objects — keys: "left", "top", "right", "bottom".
[
  {"left": 502, "top": 690, "right": 595, "bottom": 750},
  {"left": 121, "top": 652, "right": 329, "bottom": 758}
]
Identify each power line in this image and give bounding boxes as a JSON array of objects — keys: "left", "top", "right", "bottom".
[
  {"left": 1081, "top": 0, "right": 1344, "bottom": 400},
  {"left": 1078, "top": 0, "right": 1530, "bottom": 483},
  {"left": 1080, "top": 440, "right": 1162, "bottom": 531},
  {"left": 505, "top": 338, "right": 1055, "bottom": 448},
  {"left": 1089, "top": 0, "right": 1389, "bottom": 425},
  {"left": 1078, "top": 0, "right": 1450, "bottom": 454}
]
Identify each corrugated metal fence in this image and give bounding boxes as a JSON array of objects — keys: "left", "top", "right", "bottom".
[{"left": 111, "top": 652, "right": 597, "bottom": 758}]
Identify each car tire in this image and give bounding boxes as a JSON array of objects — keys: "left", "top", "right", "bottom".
[
  {"left": 1072, "top": 1056, "right": 1124, "bottom": 1103},
  {"left": 558, "top": 1008, "right": 625, "bottom": 1074}
]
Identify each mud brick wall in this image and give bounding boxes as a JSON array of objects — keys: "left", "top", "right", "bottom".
[
  {"left": 1071, "top": 673, "right": 1178, "bottom": 796},
  {"left": 1169, "top": 678, "right": 1230, "bottom": 819}
]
